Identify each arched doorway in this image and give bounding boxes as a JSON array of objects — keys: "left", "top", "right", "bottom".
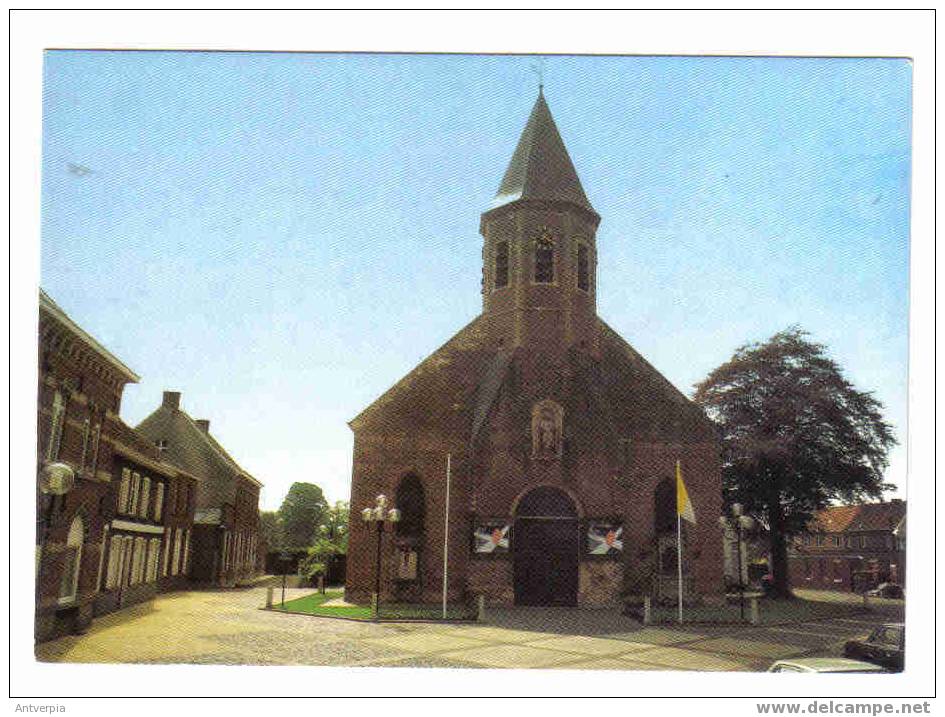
[{"left": 513, "top": 486, "right": 579, "bottom": 606}]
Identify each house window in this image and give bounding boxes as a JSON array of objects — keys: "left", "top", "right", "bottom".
[
  {"left": 162, "top": 532, "right": 171, "bottom": 577},
  {"left": 833, "top": 535, "right": 840, "bottom": 547},
  {"left": 130, "top": 537, "right": 147, "bottom": 585},
  {"left": 146, "top": 538, "right": 161, "bottom": 582},
  {"left": 130, "top": 473, "right": 141, "bottom": 516},
  {"left": 576, "top": 243, "right": 590, "bottom": 291},
  {"left": 860, "top": 535, "right": 868, "bottom": 548},
  {"left": 171, "top": 529, "right": 182, "bottom": 576},
  {"left": 534, "top": 237, "right": 554, "bottom": 283},
  {"left": 182, "top": 529, "right": 191, "bottom": 575},
  {"left": 46, "top": 390, "right": 66, "bottom": 462},
  {"left": 816, "top": 535, "right": 824, "bottom": 547},
  {"left": 139, "top": 477, "right": 151, "bottom": 519},
  {"left": 89, "top": 422, "right": 102, "bottom": 476},
  {"left": 58, "top": 515, "right": 84, "bottom": 604},
  {"left": 118, "top": 469, "right": 131, "bottom": 514},
  {"left": 105, "top": 534, "right": 124, "bottom": 590},
  {"left": 79, "top": 417, "right": 91, "bottom": 472},
  {"left": 121, "top": 536, "right": 134, "bottom": 587},
  {"left": 153, "top": 483, "right": 164, "bottom": 522},
  {"left": 495, "top": 241, "right": 509, "bottom": 289}
]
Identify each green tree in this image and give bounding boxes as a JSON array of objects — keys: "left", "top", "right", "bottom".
[
  {"left": 278, "top": 482, "right": 328, "bottom": 548},
  {"left": 258, "top": 510, "right": 283, "bottom": 551},
  {"left": 693, "top": 327, "right": 895, "bottom": 598}
]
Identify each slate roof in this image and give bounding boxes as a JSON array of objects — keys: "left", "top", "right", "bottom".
[
  {"left": 136, "top": 399, "right": 261, "bottom": 510},
  {"left": 810, "top": 501, "right": 906, "bottom": 534},
  {"left": 490, "top": 90, "right": 596, "bottom": 216}
]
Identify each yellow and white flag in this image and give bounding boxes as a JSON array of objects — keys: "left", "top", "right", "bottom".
[{"left": 676, "top": 460, "right": 696, "bottom": 524}]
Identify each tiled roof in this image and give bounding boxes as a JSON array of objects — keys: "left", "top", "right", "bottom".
[
  {"left": 136, "top": 401, "right": 261, "bottom": 509},
  {"left": 810, "top": 501, "right": 906, "bottom": 533}
]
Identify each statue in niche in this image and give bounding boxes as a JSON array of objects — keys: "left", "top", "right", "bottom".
[{"left": 531, "top": 400, "right": 563, "bottom": 459}]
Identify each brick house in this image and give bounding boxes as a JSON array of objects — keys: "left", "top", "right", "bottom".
[
  {"left": 36, "top": 291, "right": 201, "bottom": 641},
  {"left": 94, "top": 419, "right": 198, "bottom": 617},
  {"left": 36, "top": 291, "right": 140, "bottom": 640},
  {"left": 345, "top": 91, "right": 723, "bottom": 608},
  {"left": 788, "top": 500, "right": 906, "bottom": 592},
  {"left": 136, "top": 392, "right": 263, "bottom": 587}
]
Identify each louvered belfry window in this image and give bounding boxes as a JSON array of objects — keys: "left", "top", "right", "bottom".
[
  {"left": 495, "top": 241, "right": 509, "bottom": 289},
  {"left": 577, "top": 243, "right": 590, "bottom": 291},
  {"left": 534, "top": 237, "right": 554, "bottom": 283}
]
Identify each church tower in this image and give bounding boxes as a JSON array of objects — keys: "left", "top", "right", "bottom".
[
  {"left": 479, "top": 89, "right": 601, "bottom": 356},
  {"left": 346, "top": 87, "right": 723, "bottom": 609}
]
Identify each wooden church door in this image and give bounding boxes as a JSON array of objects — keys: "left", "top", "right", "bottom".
[{"left": 513, "top": 487, "right": 579, "bottom": 606}]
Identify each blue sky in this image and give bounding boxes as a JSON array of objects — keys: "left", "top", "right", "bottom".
[{"left": 41, "top": 52, "right": 912, "bottom": 510}]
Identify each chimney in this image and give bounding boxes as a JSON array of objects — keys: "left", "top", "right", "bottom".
[
  {"left": 162, "top": 391, "right": 181, "bottom": 410},
  {"left": 196, "top": 419, "right": 210, "bottom": 433}
]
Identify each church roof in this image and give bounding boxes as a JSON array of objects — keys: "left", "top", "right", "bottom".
[
  {"left": 490, "top": 90, "right": 596, "bottom": 216},
  {"left": 350, "top": 317, "right": 715, "bottom": 450}
]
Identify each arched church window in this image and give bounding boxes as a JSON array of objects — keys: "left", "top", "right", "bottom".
[
  {"left": 653, "top": 477, "right": 676, "bottom": 536},
  {"left": 495, "top": 241, "right": 509, "bottom": 289},
  {"left": 395, "top": 474, "right": 425, "bottom": 537},
  {"left": 576, "top": 243, "right": 590, "bottom": 292},
  {"left": 534, "top": 236, "right": 555, "bottom": 283}
]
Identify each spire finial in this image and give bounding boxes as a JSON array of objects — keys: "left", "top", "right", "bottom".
[{"left": 529, "top": 58, "right": 545, "bottom": 95}]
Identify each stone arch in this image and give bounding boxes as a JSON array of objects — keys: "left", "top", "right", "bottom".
[{"left": 509, "top": 482, "right": 584, "bottom": 519}]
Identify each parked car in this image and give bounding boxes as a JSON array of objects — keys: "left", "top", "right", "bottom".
[
  {"left": 867, "top": 583, "right": 904, "bottom": 599},
  {"left": 768, "top": 657, "right": 887, "bottom": 673},
  {"left": 844, "top": 623, "right": 904, "bottom": 672}
]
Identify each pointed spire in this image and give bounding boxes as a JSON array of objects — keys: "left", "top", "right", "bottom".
[{"left": 491, "top": 91, "right": 596, "bottom": 215}]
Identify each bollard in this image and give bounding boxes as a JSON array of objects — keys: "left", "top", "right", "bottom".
[
  {"left": 750, "top": 597, "right": 760, "bottom": 625},
  {"left": 266, "top": 586, "right": 273, "bottom": 608},
  {"left": 371, "top": 592, "right": 378, "bottom": 620},
  {"left": 643, "top": 596, "right": 651, "bottom": 625},
  {"left": 477, "top": 594, "right": 486, "bottom": 621}
]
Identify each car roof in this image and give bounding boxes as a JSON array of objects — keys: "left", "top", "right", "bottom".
[{"left": 774, "top": 658, "right": 886, "bottom": 672}]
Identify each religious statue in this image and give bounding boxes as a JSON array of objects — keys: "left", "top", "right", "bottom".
[{"left": 531, "top": 399, "right": 563, "bottom": 459}]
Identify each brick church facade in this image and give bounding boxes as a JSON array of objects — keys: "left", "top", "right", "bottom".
[{"left": 346, "top": 91, "right": 723, "bottom": 608}]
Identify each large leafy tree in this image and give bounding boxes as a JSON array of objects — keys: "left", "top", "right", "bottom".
[
  {"left": 258, "top": 510, "right": 283, "bottom": 551},
  {"left": 278, "top": 482, "right": 328, "bottom": 548},
  {"left": 693, "top": 327, "right": 895, "bottom": 598}
]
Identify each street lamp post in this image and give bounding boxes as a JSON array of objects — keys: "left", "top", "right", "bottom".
[
  {"left": 360, "top": 494, "right": 400, "bottom": 619},
  {"left": 720, "top": 504, "right": 755, "bottom": 621}
]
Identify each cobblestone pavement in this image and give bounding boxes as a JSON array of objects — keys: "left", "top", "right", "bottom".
[{"left": 34, "top": 587, "right": 902, "bottom": 671}]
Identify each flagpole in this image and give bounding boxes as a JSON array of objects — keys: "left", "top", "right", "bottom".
[
  {"left": 442, "top": 452, "right": 451, "bottom": 620},
  {"left": 676, "top": 459, "right": 684, "bottom": 624},
  {"left": 677, "top": 510, "right": 683, "bottom": 624}
]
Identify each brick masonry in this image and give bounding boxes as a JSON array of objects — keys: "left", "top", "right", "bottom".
[{"left": 345, "top": 95, "right": 724, "bottom": 608}]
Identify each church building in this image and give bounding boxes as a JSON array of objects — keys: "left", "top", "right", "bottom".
[{"left": 346, "top": 90, "right": 723, "bottom": 608}]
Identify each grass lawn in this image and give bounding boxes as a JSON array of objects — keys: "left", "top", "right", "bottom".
[
  {"left": 271, "top": 590, "right": 474, "bottom": 621},
  {"left": 648, "top": 595, "right": 868, "bottom": 625}
]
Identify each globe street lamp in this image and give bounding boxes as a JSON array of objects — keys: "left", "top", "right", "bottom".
[
  {"left": 360, "top": 494, "right": 400, "bottom": 618},
  {"left": 719, "top": 503, "right": 755, "bottom": 620}
]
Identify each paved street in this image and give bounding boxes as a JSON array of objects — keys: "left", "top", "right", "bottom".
[{"left": 35, "top": 587, "right": 903, "bottom": 671}]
